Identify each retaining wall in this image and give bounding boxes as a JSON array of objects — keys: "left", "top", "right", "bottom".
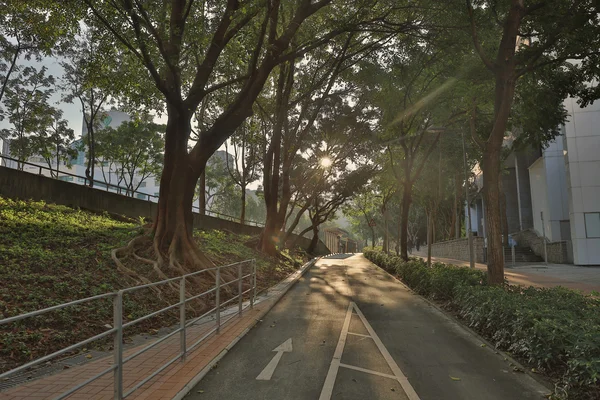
[
  {"left": 0, "top": 166, "right": 329, "bottom": 255},
  {"left": 423, "top": 237, "right": 487, "bottom": 263},
  {"left": 511, "top": 229, "right": 572, "bottom": 264}
]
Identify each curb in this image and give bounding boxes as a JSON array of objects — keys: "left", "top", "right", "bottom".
[
  {"left": 365, "top": 255, "right": 554, "bottom": 394},
  {"left": 172, "top": 257, "right": 319, "bottom": 400}
]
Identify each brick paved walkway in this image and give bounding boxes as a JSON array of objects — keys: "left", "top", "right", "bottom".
[{"left": 1, "top": 261, "right": 314, "bottom": 400}]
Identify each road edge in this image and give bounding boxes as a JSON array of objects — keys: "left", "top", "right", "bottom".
[
  {"left": 365, "top": 255, "right": 554, "bottom": 394},
  {"left": 172, "top": 256, "right": 320, "bottom": 400}
]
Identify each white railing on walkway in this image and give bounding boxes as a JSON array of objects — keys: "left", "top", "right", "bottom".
[{"left": 0, "top": 259, "right": 257, "bottom": 399}]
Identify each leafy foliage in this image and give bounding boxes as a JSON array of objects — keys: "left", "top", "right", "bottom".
[
  {"left": 95, "top": 117, "right": 164, "bottom": 193},
  {"left": 0, "top": 66, "right": 56, "bottom": 167},
  {"left": 364, "top": 249, "right": 600, "bottom": 399}
]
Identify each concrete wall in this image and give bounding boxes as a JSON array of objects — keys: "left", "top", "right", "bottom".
[
  {"left": 564, "top": 96, "right": 600, "bottom": 265},
  {"left": 0, "top": 166, "right": 330, "bottom": 255},
  {"left": 424, "top": 237, "right": 486, "bottom": 263}
]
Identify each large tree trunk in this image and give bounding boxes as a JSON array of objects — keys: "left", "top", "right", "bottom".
[
  {"left": 482, "top": 152, "right": 505, "bottom": 284},
  {"left": 399, "top": 184, "right": 412, "bottom": 261},
  {"left": 260, "top": 66, "right": 289, "bottom": 255},
  {"left": 152, "top": 106, "right": 212, "bottom": 269},
  {"left": 477, "top": 0, "right": 523, "bottom": 284}
]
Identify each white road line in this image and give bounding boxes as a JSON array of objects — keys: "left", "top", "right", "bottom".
[
  {"left": 352, "top": 302, "right": 421, "bottom": 400},
  {"left": 318, "top": 302, "right": 353, "bottom": 400},
  {"left": 347, "top": 332, "right": 371, "bottom": 338},
  {"left": 339, "top": 363, "right": 397, "bottom": 379}
]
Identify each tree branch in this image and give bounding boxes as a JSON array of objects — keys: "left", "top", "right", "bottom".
[{"left": 466, "top": 0, "right": 496, "bottom": 72}]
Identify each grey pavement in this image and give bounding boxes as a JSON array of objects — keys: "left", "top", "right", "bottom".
[
  {"left": 413, "top": 253, "right": 600, "bottom": 293},
  {"left": 186, "top": 254, "right": 549, "bottom": 400}
]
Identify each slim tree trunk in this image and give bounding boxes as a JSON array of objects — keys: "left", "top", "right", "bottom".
[
  {"left": 199, "top": 171, "right": 206, "bottom": 215},
  {"left": 452, "top": 172, "right": 460, "bottom": 239},
  {"left": 383, "top": 210, "right": 389, "bottom": 254},
  {"left": 499, "top": 177, "right": 509, "bottom": 245},
  {"left": 85, "top": 124, "right": 95, "bottom": 187},
  {"left": 395, "top": 209, "right": 401, "bottom": 256},
  {"left": 307, "top": 225, "right": 320, "bottom": 254},
  {"left": 426, "top": 210, "right": 432, "bottom": 267},
  {"left": 370, "top": 226, "right": 375, "bottom": 248},
  {"left": 240, "top": 186, "right": 246, "bottom": 224},
  {"left": 399, "top": 184, "right": 412, "bottom": 261}
]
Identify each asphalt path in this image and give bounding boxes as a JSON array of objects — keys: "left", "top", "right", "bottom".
[{"left": 186, "top": 254, "right": 548, "bottom": 400}]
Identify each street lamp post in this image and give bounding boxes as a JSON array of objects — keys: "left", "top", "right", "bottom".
[{"left": 461, "top": 129, "right": 475, "bottom": 269}]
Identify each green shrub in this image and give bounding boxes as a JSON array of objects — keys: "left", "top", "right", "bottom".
[{"left": 364, "top": 250, "right": 600, "bottom": 399}]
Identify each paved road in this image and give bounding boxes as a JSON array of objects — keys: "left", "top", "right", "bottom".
[{"left": 186, "top": 254, "right": 548, "bottom": 400}]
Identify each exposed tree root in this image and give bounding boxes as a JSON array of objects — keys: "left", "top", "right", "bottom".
[{"left": 111, "top": 236, "right": 163, "bottom": 296}]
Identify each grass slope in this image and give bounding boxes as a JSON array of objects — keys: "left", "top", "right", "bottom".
[{"left": 0, "top": 197, "right": 304, "bottom": 373}]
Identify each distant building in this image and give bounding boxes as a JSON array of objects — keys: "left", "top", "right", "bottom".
[
  {"left": 1, "top": 111, "right": 238, "bottom": 213},
  {"left": 468, "top": 96, "right": 600, "bottom": 265},
  {"left": 1, "top": 110, "right": 162, "bottom": 201},
  {"left": 321, "top": 227, "right": 359, "bottom": 253}
]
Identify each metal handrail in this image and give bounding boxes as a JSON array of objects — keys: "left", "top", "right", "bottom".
[
  {"left": 0, "top": 258, "right": 258, "bottom": 400},
  {"left": 0, "top": 154, "right": 266, "bottom": 227}
]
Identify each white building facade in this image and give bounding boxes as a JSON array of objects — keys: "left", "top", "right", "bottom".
[{"left": 562, "top": 97, "right": 600, "bottom": 265}]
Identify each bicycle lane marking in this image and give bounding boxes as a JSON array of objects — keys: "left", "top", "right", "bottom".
[{"left": 318, "top": 301, "right": 421, "bottom": 400}]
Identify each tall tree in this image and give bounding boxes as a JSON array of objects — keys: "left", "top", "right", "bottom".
[
  {"left": 61, "top": 26, "right": 115, "bottom": 187},
  {"left": 0, "top": 0, "right": 77, "bottom": 107},
  {"left": 343, "top": 188, "right": 381, "bottom": 248},
  {"left": 359, "top": 37, "right": 466, "bottom": 260},
  {"left": 33, "top": 109, "right": 77, "bottom": 178},
  {"left": 225, "top": 118, "right": 261, "bottom": 224},
  {"left": 81, "top": 0, "right": 372, "bottom": 270},
  {"left": 96, "top": 118, "right": 164, "bottom": 195},
  {"left": 459, "top": 0, "right": 600, "bottom": 283},
  {"left": 0, "top": 66, "right": 55, "bottom": 169}
]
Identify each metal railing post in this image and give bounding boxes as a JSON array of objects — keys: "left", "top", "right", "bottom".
[
  {"left": 238, "top": 263, "right": 243, "bottom": 316},
  {"left": 512, "top": 245, "right": 516, "bottom": 268},
  {"left": 113, "top": 291, "right": 124, "bottom": 400},
  {"left": 215, "top": 266, "right": 221, "bottom": 333},
  {"left": 251, "top": 260, "right": 257, "bottom": 308},
  {"left": 179, "top": 277, "right": 186, "bottom": 361}
]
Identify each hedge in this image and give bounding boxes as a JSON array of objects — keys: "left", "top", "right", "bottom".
[{"left": 363, "top": 249, "right": 600, "bottom": 400}]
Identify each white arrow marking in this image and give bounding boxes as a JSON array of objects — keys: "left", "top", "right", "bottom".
[{"left": 256, "top": 338, "right": 293, "bottom": 381}]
